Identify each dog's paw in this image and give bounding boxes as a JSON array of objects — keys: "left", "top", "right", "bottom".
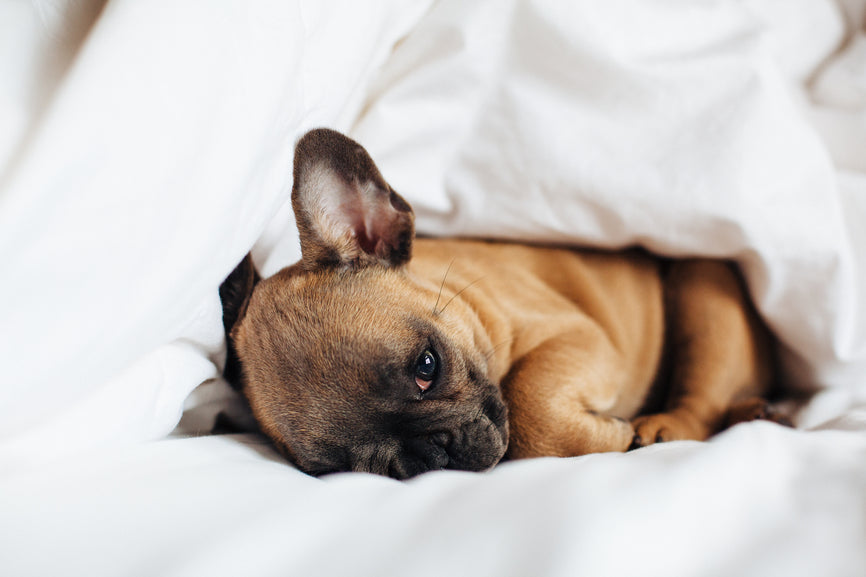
[
  {"left": 606, "top": 414, "right": 638, "bottom": 453},
  {"left": 629, "top": 411, "right": 710, "bottom": 450},
  {"left": 723, "top": 398, "right": 794, "bottom": 429}
]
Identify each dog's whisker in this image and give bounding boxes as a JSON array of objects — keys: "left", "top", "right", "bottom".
[
  {"left": 484, "top": 338, "right": 512, "bottom": 361},
  {"left": 433, "top": 258, "right": 456, "bottom": 316},
  {"left": 485, "top": 327, "right": 526, "bottom": 362},
  {"left": 438, "top": 276, "right": 485, "bottom": 315}
]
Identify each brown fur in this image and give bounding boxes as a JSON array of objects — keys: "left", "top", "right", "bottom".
[{"left": 220, "top": 128, "right": 782, "bottom": 479}]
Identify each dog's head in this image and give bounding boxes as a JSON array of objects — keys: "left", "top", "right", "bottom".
[{"left": 220, "top": 129, "right": 508, "bottom": 479}]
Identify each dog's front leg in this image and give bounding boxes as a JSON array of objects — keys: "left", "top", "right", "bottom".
[{"left": 500, "top": 323, "right": 636, "bottom": 459}]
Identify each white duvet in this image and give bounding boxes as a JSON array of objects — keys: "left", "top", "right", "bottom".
[{"left": 1, "top": 1, "right": 865, "bottom": 576}]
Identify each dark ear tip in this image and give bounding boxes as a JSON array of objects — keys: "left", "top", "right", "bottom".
[
  {"left": 294, "top": 128, "right": 331, "bottom": 158},
  {"left": 219, "top": 253, "right": 259, "bottom": 335},
  {"left": 220, "top": 254, "right": 260, "bottom": 390},
  {"left": 293, "top": 128, "right": 386, "bottom": 185},
  {"left": 296, "top": 127, "right": 346, "bottom": 147},
  {"left": 294, "top": 128, "right": 362, "bottom": 169},
  {"left": 388, "top": 188, "right": 412, "bottom": 214}
]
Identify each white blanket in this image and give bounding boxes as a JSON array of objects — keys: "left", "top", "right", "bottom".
[{"left": 1, "top": 1, "right": 865, "bottom": 576}]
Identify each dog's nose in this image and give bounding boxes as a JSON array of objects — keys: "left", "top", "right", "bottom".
[{"left": 443, "top": 414, "right": 508, "bottom": 473}]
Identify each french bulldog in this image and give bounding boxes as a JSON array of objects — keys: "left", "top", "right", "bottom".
[{"left": 219, "top": 128, "right": 785, "bottom": 479}]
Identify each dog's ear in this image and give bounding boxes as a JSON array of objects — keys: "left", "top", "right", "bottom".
[
  {"left": 291, "top": 128, "right": 415, "bottom": 270},
  {"left": 219, "top": 253, "right": 260, "bottom": 389}
]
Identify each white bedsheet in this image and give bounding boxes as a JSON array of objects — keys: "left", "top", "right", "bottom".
[{"left": 1, "top": 1, "right": 865, "bottom": 576}]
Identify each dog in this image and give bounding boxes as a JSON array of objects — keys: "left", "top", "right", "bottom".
[{"left": 219, "top": 128, "right": 785, "bottom": 479}]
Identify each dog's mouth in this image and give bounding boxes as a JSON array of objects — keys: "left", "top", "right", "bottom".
[
  {"left": 290, "top": 412, "right": 509, "bottom": 480},
  {"left": 386, "top": 395, "right": 509, "bottom": 479},
  {"left": 280, "top": 390, "right": 510, "bottom": 480}
]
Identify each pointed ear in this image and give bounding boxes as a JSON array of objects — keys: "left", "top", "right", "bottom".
[
  {"left": 291, "top": 128, "right": 415, "bottom": 270},
  {"left": 219, "top": 254, "right": 260, "bottom": 389}
]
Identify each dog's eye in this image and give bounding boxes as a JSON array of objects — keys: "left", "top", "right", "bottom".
[{"left": 415, "top": 349, "right": 438, "bottom": 392}]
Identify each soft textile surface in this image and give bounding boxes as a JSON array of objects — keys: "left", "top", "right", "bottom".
[
  {"left": 3, "top": 425, "right": 866, "bottom": 577},
  {"left": 2, "top": 1, "right": 866, "bottom": 576}
]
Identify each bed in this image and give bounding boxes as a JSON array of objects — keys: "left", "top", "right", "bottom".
[{"left": 2, "top": 1, "right": 865, "bottom": 575}]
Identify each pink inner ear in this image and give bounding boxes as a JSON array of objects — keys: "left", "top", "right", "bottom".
[
  {"left": 363, "top": 193, "right": 405, "bottom": 257},
  {"left": 331, "top": 188, "right": 394, "bottom": 256},
  {"left": 328, "top": 176, "right": 406, "bottom": 259},
  {"left": 310, "top": 170, "right": 376, "bottom": 252}
]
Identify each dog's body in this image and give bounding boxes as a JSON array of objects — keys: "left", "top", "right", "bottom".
[
  {"left": 220, "top": 128, "right": 780, "bottom": 479},
  {"left": 410, "top": 239, "right": 669, "bottom": 459}
]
